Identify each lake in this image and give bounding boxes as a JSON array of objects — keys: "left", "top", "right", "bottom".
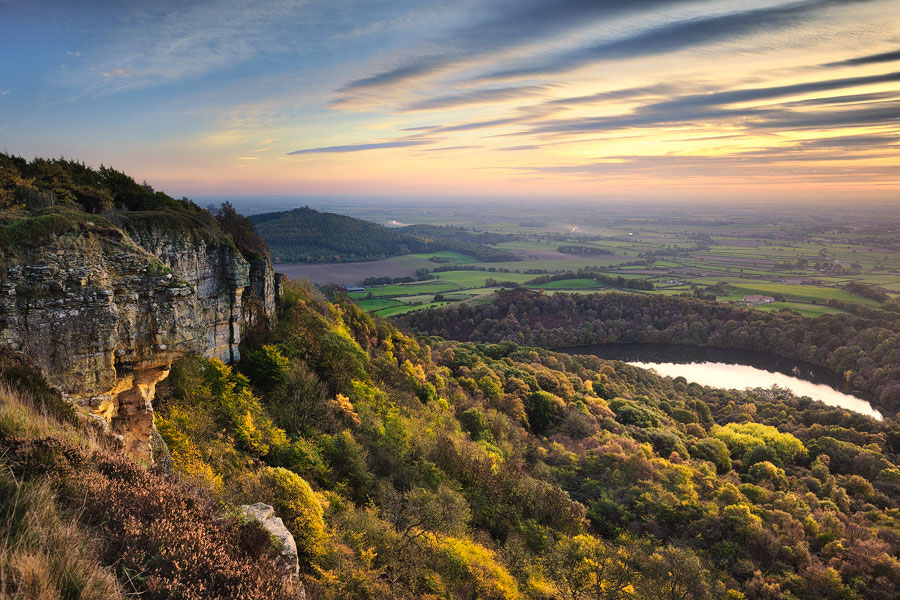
[{"left": 560, "top": 343, "right": 882, "bottom": 420}]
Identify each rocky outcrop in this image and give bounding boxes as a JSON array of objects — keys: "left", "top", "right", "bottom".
[
  {"left": 240, "top": 503, "right": 302, "bottom": 585},
  {"left": 0, "top": 214, "right": 278, "bottom": 462}
]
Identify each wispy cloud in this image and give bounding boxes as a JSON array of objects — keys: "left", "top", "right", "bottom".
[
  {"left": 338, "top": 0, "right": 701, "bottom": 94},
  {"left": 475, "top": 0, "right": 860, "bottom": 82},
  {"left": 340, "top": 55, "right": 451, "bottom": 93},
  {"left": 648, "top": 70, "right": 900, "bottom": 111},
  {"left": 288, "top": 138, "right": 433, "bottom": 154},
  {"left": 824, "top": 48, "right": 900, "bottom": 67},
  {"left": 401, "top": 85, "right": 551, "bottom": 112},
  {"left": 419, "top": 145, "right": 480, "bottom": 152},
  {"left": 543, "top": 84, "right": 680, "bottom": 107}
]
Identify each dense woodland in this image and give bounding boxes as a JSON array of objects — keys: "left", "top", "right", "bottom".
[
  {"left": 251, "top": 207, "right": 519, "bottom": 263},
  {"left": 401, "top": 290, "right": 900, "bottom": 413},
  {"left": 5, "top": 277, "right": 900, "bottom": 598}
]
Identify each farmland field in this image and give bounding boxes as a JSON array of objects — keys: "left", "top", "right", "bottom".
[{"left": 272, "top": 201, "right": 900, "bottom": 318}]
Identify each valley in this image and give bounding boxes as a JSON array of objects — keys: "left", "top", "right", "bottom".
[{"left": 263, "top": 202, "right": 900, "bottom": 320}]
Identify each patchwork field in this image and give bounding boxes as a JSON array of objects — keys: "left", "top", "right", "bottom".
[{"left": 274, "top": 203, "right": 900, "bottom": 318}]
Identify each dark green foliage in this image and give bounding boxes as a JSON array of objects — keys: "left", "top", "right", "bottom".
[
  {"left": 250, "top": 206, "right": 519, "bottom": 263},
  {"left": 395, "top": 224, "right": 517, "bottom": 246},
  {"left": 251, "top": 207, "right": 429, "bottom": 263},
  {"left": 459, "top": 407, "right": 493, "bottom": 442},
  {"left": 609, "top": 397, "right": 662, "bottom": 428},
  {"left": 691, "top": 438, "right": 733, "bottom": 473},
  {"left": 242, "top": 345, "right": 291, "bottom": 394},
  {"left": 525, "top": 270, "right": 655, "bottom": 290},
  {"left": 212, "top": 201, "right": 269, "bottom": 258},
  {"left": 323, "top": 430, "right": 375, "bottom": 502},
  {"left": 525, "top": 390, "right": 557, "bottom": 434},
  {"left": 0, "top": 153, "right": 195, "bottom": 214},
  {"left": 556, "top": 245, "right": 613, "bottom": 255}
]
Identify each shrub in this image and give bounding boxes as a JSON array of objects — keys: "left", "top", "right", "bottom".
[
  {"left": 427, "top": 533, "right": 520, "bottom": 600},
  {"left": 3, "top": 437, "right": 301, "bottom": 600},
  {"left": 459, "top": 407, "right": 493, "bottom": 442},
  {"left": 712, "top": 423, "right": 805, "bottom": 464},
  {"left": 260, "top": 466, "right": 327, "bottom": 569},
  {"left": 691, "top": 438, "right": 733, "bottom": 474},
  {"left": 0, "top": 470, "right": 123, "bottom": 600},
  {"left": 525, "top": 391, "right": 562, "bottom": 434},
  {"left": 242, "top": 345, "right": 291, "bottom": 394}
]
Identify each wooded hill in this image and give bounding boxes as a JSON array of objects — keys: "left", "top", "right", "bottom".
[
  {"left": 250, "top": 207, "right": 519, "bottom": 263},
  {"left": 396, "top": 223, "right": 518, "bottom": 246}
]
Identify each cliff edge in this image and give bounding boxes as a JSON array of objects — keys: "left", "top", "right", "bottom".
[{"left": 0, "top": 206, "right": 279, "bottom": 461}]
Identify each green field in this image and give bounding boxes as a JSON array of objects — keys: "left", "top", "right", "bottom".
[
  {"left": 723, "top": 282, "right": 880, "bottom": 306},
  {"left": 533, "top": 278, "right": 603, "bottom": 289},
  {"left": 290, "top": 204, "right": 900, "bottom": 318},
  {"left": 374, "top": 301, "right": 455, "bottom": 317},
  {"left": 355, "top": 298, "right": 404, "bottom": 312},
  {"left": 432, "top": 270, "right": 536, "bottom": 287},
  {"left": 349, "top": 281, "right": 461, "bottom": 298},
  {"left": 755, "top": 302, "right": 850, "bottom": 318}
]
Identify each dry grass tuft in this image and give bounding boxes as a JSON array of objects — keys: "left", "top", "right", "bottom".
[{"left": 0, "top": 471, "right": 124, "bottom": 599}]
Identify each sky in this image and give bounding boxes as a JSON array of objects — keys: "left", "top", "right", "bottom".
[{"left": 1, "top": 0, "right": 899, "bottom": 203}]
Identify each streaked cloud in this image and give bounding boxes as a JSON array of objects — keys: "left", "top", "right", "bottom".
[
  {"left": 475, "top": 0, "right": 868, "bottom": 82},
  {"left": 2, "top": 0, "right": 899, "bottom": 199},
  {"left": 288, "top": 138, "right": 433, "bottom": 154},
  {"left": 824, "top": 48, "right": 900, "bottom": 67},
  {"left": 648, "top": 70, "right": 900, "bottom": 112},
  {"left": 401, "top": 85, "right": 551, "bottom": 112},
  {"left": 338, "top": 0, "right": 704, "bottom": 94}
]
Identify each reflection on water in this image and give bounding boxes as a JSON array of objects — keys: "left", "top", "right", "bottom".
[{"left": 561, "top": 343, "right": 882, "bottom": 420}]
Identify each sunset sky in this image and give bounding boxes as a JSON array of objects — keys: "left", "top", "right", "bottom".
[{"left": 2, "top": 0, "right": 899, "bottom": 202}]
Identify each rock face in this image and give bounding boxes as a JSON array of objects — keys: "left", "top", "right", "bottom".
[
  {"left": 0, "top": 217, "right": 278, "bottom": 462},
  {"left": 240, "top": 502, "right": 302, "bottom": 584}
]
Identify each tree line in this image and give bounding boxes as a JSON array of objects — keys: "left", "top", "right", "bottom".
[{"left": 400, "top": 289, "right": 900, "bottom": 413}]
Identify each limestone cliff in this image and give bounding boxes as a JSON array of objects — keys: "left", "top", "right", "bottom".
[{"left": 0, "top": 208, "right": 279, "bottom": 461}]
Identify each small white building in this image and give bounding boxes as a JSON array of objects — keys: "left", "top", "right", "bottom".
[{"left": 743, "top": 295, "right": 775, "bottom": 304}]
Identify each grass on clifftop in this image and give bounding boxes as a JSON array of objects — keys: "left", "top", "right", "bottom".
[{"left": 0, "top": 207, "right": 115, "bottom": 250}]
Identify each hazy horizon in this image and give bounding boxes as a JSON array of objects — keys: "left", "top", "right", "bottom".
[{"left": 2, "top": 0, "right": 899, "bottom": 203}]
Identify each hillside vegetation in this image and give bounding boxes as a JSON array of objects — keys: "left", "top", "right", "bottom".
[
  {"left": 5, "top": 276, "right": 900, "bottom": 598},
  {"left": 135, "top": 284, "right": 900, "bottom": 598},
  {"left": 251, "top": 207, "right": 519, "bottom": 263}
]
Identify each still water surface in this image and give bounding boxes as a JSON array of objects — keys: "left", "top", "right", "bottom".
[{"left": 561, "top": 343, "right": 881, "bottom": 420}]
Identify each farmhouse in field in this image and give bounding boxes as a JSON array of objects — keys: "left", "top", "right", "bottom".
[
  {"left": 743, "top": 294, "right": 775, "bottom": 305},
  {"left": 345, "top": 286, "right": 365, "bottom": 293}
]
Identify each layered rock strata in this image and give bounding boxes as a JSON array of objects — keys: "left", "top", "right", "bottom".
[{"left": 0, "top": 218, "right": 278, "bottom": 461}]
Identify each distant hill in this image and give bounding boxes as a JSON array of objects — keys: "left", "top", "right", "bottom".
[
  {"left": 250, "top": 207, "right": 426, "bottom": 262},
  {"left": 396, "top": 224, "right": 517, "bottom": 246},
  {"left": 251, "top": 207, "right": 520, "bottom": 263}
]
